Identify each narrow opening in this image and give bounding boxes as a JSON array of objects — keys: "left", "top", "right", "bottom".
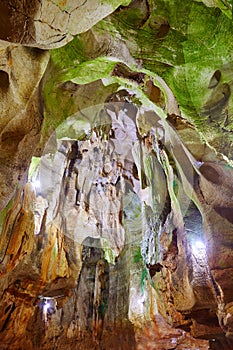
[
  {"left": 208, "top": 70, "right": 221, "bottom": 89},
  {"left": 0, "top": 70, "right": 9, "bottom": 92}
]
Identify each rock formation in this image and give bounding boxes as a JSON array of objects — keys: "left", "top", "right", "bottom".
[{"left": 0, "top": 0, "right": 233, "bottom": 349}]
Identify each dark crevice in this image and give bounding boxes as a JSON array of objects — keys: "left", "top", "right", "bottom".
[
  {"left": 0, "top": 70, "right": 10, "bottom": 92},
  {"left": 208, "top": 70, "right": 221, "bottom": 89},
  {"left": 68, "top": 141, "right": 78, "bottom": 177},
  {"left": 199, "top": 164, "right": 221, "bottom": 185},
  {"left": 0, "top": 302, "right": 16, "bottom": 332},
  {"left": 111, "top": 63, "right": 145, "bottom": 83},
  {"left": 156, "top": 22, "right": 170, "bottom": 39},
  {"left": 214, "top": 206, "right": 233, "bottom": 225},
  {"left": 202, "top": 83, "right": 231, "bottom": 118},
  {"left": 159, "top": 192, "right": 171, "bottom": 226}
]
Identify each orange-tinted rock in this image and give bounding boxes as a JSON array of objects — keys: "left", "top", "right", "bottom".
[{"left": 136, "top": 315, "right": 209, "bottom": 350}]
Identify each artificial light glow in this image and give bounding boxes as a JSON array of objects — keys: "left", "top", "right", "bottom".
[
  {"left": 31, "top": 179, "right": 40, "bottom": 189},
  {"left": 43, "top": 300, "right": 50, "bottom": 313},
  {"left": 194, "top": 240, "right": 205, "bottom": 250},
  {"left": 191, "top": 239, "right": 206, "bottom": 256}
]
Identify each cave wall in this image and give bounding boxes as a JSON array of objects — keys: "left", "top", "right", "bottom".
[{"left": 0, "top": 1, "right": 233, "bottom": 349}]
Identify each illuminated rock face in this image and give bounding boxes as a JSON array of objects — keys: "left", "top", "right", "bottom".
[
  {"left": 0, "top": 1, "right": 233, "bottom": 349},
  {"left": 0, "top": 0, "right": 130, "bottom": 49},
  {"left": 0, "top": 44, "right": 49, "bottom": 210}
]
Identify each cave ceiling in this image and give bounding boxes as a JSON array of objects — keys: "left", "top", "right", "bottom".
[{"left": 0, "top": 0, "right": 233, "bottom": 349}]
